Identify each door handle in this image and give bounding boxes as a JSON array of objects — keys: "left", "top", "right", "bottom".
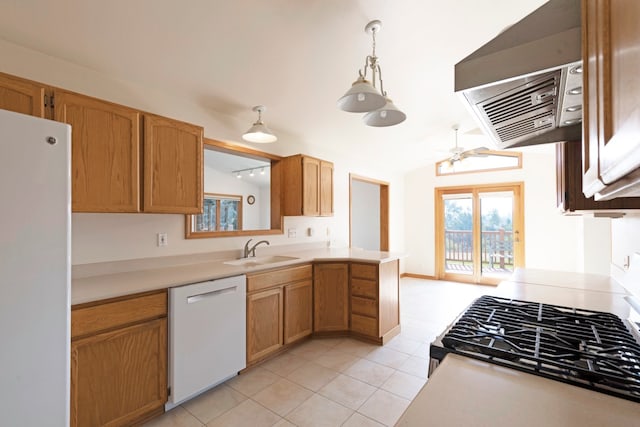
[
  {"left": 186, "top": 286, "right": 237, "bottom": 304},
  {"left": 514, "top": 230, "right": 520, "bottom": 243}
]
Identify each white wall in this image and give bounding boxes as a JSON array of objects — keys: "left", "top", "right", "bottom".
[
  {"left": 404, "top": 146, "right": 591, "bottom": 276},
  {"left": 351, "top": 180, "right": 380, "bottom": 250},
  {"left": 611, "top": 214, "right": 640, "bottom": 271},
  {"left": 204, "top": 165, "right": 267, "bottom": 230},
  {"left": 0, "top": 39, "right": 406, "bottom": 265}
]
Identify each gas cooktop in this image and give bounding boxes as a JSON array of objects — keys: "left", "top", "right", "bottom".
[{"left": 430, "top": 295, "right": 640, "bottom": 402}]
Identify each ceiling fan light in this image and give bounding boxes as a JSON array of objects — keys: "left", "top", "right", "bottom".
[
  {"left": 337, "top": 77, "right": 386, "bottom": 113},
  {"left": 362, "top": 98, "right": 406, "bottom": 127}
]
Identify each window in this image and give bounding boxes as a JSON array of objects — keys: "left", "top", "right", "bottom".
[
  {"left": 192, "top": 193, "right": 242, "bottom": 232},
  {"left": 436, "top": 151, "right": 522, "bottom": 176}
]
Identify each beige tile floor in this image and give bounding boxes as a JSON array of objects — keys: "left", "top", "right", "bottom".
[{"left": 144, "top": 278, "right": 493, "bottom": 427}]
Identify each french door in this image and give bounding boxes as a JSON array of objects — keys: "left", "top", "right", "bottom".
[{"left": 435, "top": 183, "right": 524, "bottom": 285}]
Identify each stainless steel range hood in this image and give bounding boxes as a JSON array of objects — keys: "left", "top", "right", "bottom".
[{"left": 455, "top": 0, "right": 582, "bottom": 149}]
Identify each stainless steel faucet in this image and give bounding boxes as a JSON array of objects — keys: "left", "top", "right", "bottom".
[{"left": 243, "top": 239, "right": 270, "bottom": 258}]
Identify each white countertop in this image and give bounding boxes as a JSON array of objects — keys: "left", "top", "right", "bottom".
[
  {"left": 72, "top": 247, "right": 402, "bottom": 305},
  {"left": 396, "top": 269, "right": 640, "bottom": 426},
  {"left": 396, "top": 354, "right": 640, "bottom": 427},
  {"left": 509, "top": 267, "right": 628, "bottom": 294}
]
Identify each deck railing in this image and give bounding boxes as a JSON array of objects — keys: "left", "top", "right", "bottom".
[{"left": 445, "top": 229, "right": 514, "bottom": 268}]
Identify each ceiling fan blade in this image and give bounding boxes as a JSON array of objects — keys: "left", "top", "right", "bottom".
[{"left": 464, "top": 147, "right": 490, "bottom": 157}]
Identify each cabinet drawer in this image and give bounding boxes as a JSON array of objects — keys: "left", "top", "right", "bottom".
[
  {"left": 247, "top": 264, "right": 312, "bottom": 293},
  {"left": 351, "top": 296, "right": 377, "bottom": 318},
  {"left": 71, "top": 291, "right": 167, "bottom": 339},
  {"left": 351, "top": 313, "right": 378, "bottom": 337},
  {"left": 351, "top": 278, "right": 377, "bottom": 299},
  {"left": 351, "top": 263, "right": 377, "bottom": 280}
]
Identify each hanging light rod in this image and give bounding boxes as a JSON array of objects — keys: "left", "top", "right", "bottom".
[
  {"left": 232, "top": 165, "right": 270, "bottom": 178},
  {"left": 242, "top": 105, "right": 277, "bottom": 143},
  {"left": 337, "top": 20, "right": 406, "bottom": 127}
]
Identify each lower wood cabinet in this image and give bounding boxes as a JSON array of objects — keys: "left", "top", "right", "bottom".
[
  {"left": 284, "top": 280, "right": 313, "bottom": 344},
  {"left": 313, "top": 263, "right": 349, "bottom": 332},
  {"left": 247, "top": 288, "right": 284, "bottom": 363},
  {"left": 246, "top": 264, "right": 313, "bottom": 365},
  {"left": 70, "top": 290, "right": 168, "bottom": 427},
  {"left": 350, "top": 260, "right": 400, "bottom": 343}
]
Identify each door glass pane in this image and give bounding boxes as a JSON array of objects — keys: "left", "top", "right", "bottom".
[
  {"left": 480, "top": 191, "right": 514, "bottom": 278},
  {"left": 444, "top": 195, "right": 473, "bottom": 275}
]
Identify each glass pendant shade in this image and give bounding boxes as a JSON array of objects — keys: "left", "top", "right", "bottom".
[
  {"left": 362, "top": 98, "right": 406, "bottom": 127},
  {"left": 337, "top": 76, "right": 386, "bottom": 113}
]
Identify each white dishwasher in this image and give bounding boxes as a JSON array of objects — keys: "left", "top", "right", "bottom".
[{"left": 168, "top": 275, "right": 246, "bottom": 406}]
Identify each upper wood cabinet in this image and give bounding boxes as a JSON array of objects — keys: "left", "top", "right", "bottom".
[
  {"left": 582, "top": 0, "right": 640, "bottom": 200},
  {"left": 143, "top": 114, "right": 203, "bottom": 213},
  {"left": 557, "top": 141, "right": 640, "bottom": 213},
  {"left": 0, "top": 72, "right": 49, "bottom": 118},
  {"left": 282, "top": 155, "right": 334, "bottom": 216},
  {"left": 54, "top": 90, "right": 203, "bottom": 213},
  {"left": 55, "top": 90, "right": 142, "bottom": 212}
]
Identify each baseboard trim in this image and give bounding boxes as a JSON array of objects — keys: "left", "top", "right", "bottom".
[{"left": 401, "top": 273, "right": 437, "bottom": 280}]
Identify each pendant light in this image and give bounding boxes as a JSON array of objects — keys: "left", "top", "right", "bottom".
[
  {"left": 242, "top": 105, "right": 277, "bottom": 143},
  {"left": 338, "top": 20, "right": 405, "bottom": 127}
]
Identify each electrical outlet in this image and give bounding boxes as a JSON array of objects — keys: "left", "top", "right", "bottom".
[
  {"left": 288, "top": 228, "right": 297, "bottom": 238},
  {"left": 307, "top": 227, "right": 314, "bottom": 237},
  {"left": 157, "top": 233, "right": 168, "bottom": 247}
]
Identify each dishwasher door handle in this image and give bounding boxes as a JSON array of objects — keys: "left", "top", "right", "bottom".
[{"left": 186, "top": 286, "right": 238, "bottom": 304}]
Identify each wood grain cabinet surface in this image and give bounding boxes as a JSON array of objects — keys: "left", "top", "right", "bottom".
[
  {"left": 582, "top": 0, "right": 640, "bottom": 200},
  {"left": 350, "top": 261, "right": 400, "bottom": 343},
  {"left": 0, "top": 72, "right": 49, "bottom": 118},
  {"left": 143, "top": 114, "right": 203, "bottom": 213},
  {"left": 55, "top": 90, "right": 142, "bottom": 213},
  {"left": 282, "top": 154, "right": 334, "bottom": 216},
  {"left": 557, "top": 141, "right": 640, "bottom": 212},
  {"left": 70, "top": 290, "right": 168, "bottom": 427},
  {"left": 246, "top": 264, "right": 313, "bottom": 365},
  {"left": 0, "top": 72, "right": 204, "bottom": 214},
  {"left": 313, "top": 263, "right": 349, "bottom": 332}
]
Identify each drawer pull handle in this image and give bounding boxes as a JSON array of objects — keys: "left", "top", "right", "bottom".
[{"left": 186, "top": 286, "right": 237, "bottom": 304}]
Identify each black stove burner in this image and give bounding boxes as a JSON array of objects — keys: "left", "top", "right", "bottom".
[{"left": 431, "top": 295, "right": 640, "bottom": 403}]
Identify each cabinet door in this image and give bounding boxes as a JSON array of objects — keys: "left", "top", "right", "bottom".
[
  {"left": 0, "top": 73, "right": 47, "bottom": 118},
  {"left": 320, "top": 160, "right": 334, "bottom": 216},
  {"left": 284, "top": 280, "right": 313, "bottom": 344},
  {"left": 143, "top": 114, "right": 203, "bottom": 213},
  {"left": 70, "top": 318, "right": 167, "bottom": 427},
  {"left": 583, "top": 0, "right": 640, "bottom": 198},
  {"left": 247, "top": 288, "right": 283, "bottom": 363},
  {"left": 55, "top": 91, "right": 141, "bottom": 212},
  {"left": 313, "top": 263, "right": 349, "bottom": 332},
  {"left": 302, "top": 156, "right": 321, "bottom": 216}
]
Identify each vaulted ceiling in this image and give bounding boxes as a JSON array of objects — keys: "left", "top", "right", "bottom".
[{"left": 0, "top": 0, "right": 547, "bottom": 173}]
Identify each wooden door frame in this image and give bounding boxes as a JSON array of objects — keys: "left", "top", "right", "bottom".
[
  {"left": 435, "top": 182, "right": 525, "bottom": 285},
  {"left": 349, "top": 174, "right": 390, "bottom": 251}
]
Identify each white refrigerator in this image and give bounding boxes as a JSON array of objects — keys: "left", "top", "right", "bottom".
[{"left": 0, "top": 109, "right": 71, "bottom": 426}]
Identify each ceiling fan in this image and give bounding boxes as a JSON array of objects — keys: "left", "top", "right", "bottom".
[{"left": 441, "top": 125, "right": 489, "bottom": 165}]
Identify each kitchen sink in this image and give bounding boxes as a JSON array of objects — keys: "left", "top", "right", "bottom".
[{"left": 223, "top": 255, "right": 299, "bottom": 267}]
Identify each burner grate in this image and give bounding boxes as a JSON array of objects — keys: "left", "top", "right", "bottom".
[{"left": 437, "top": 295, "right": 640, "bottom": 402}]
